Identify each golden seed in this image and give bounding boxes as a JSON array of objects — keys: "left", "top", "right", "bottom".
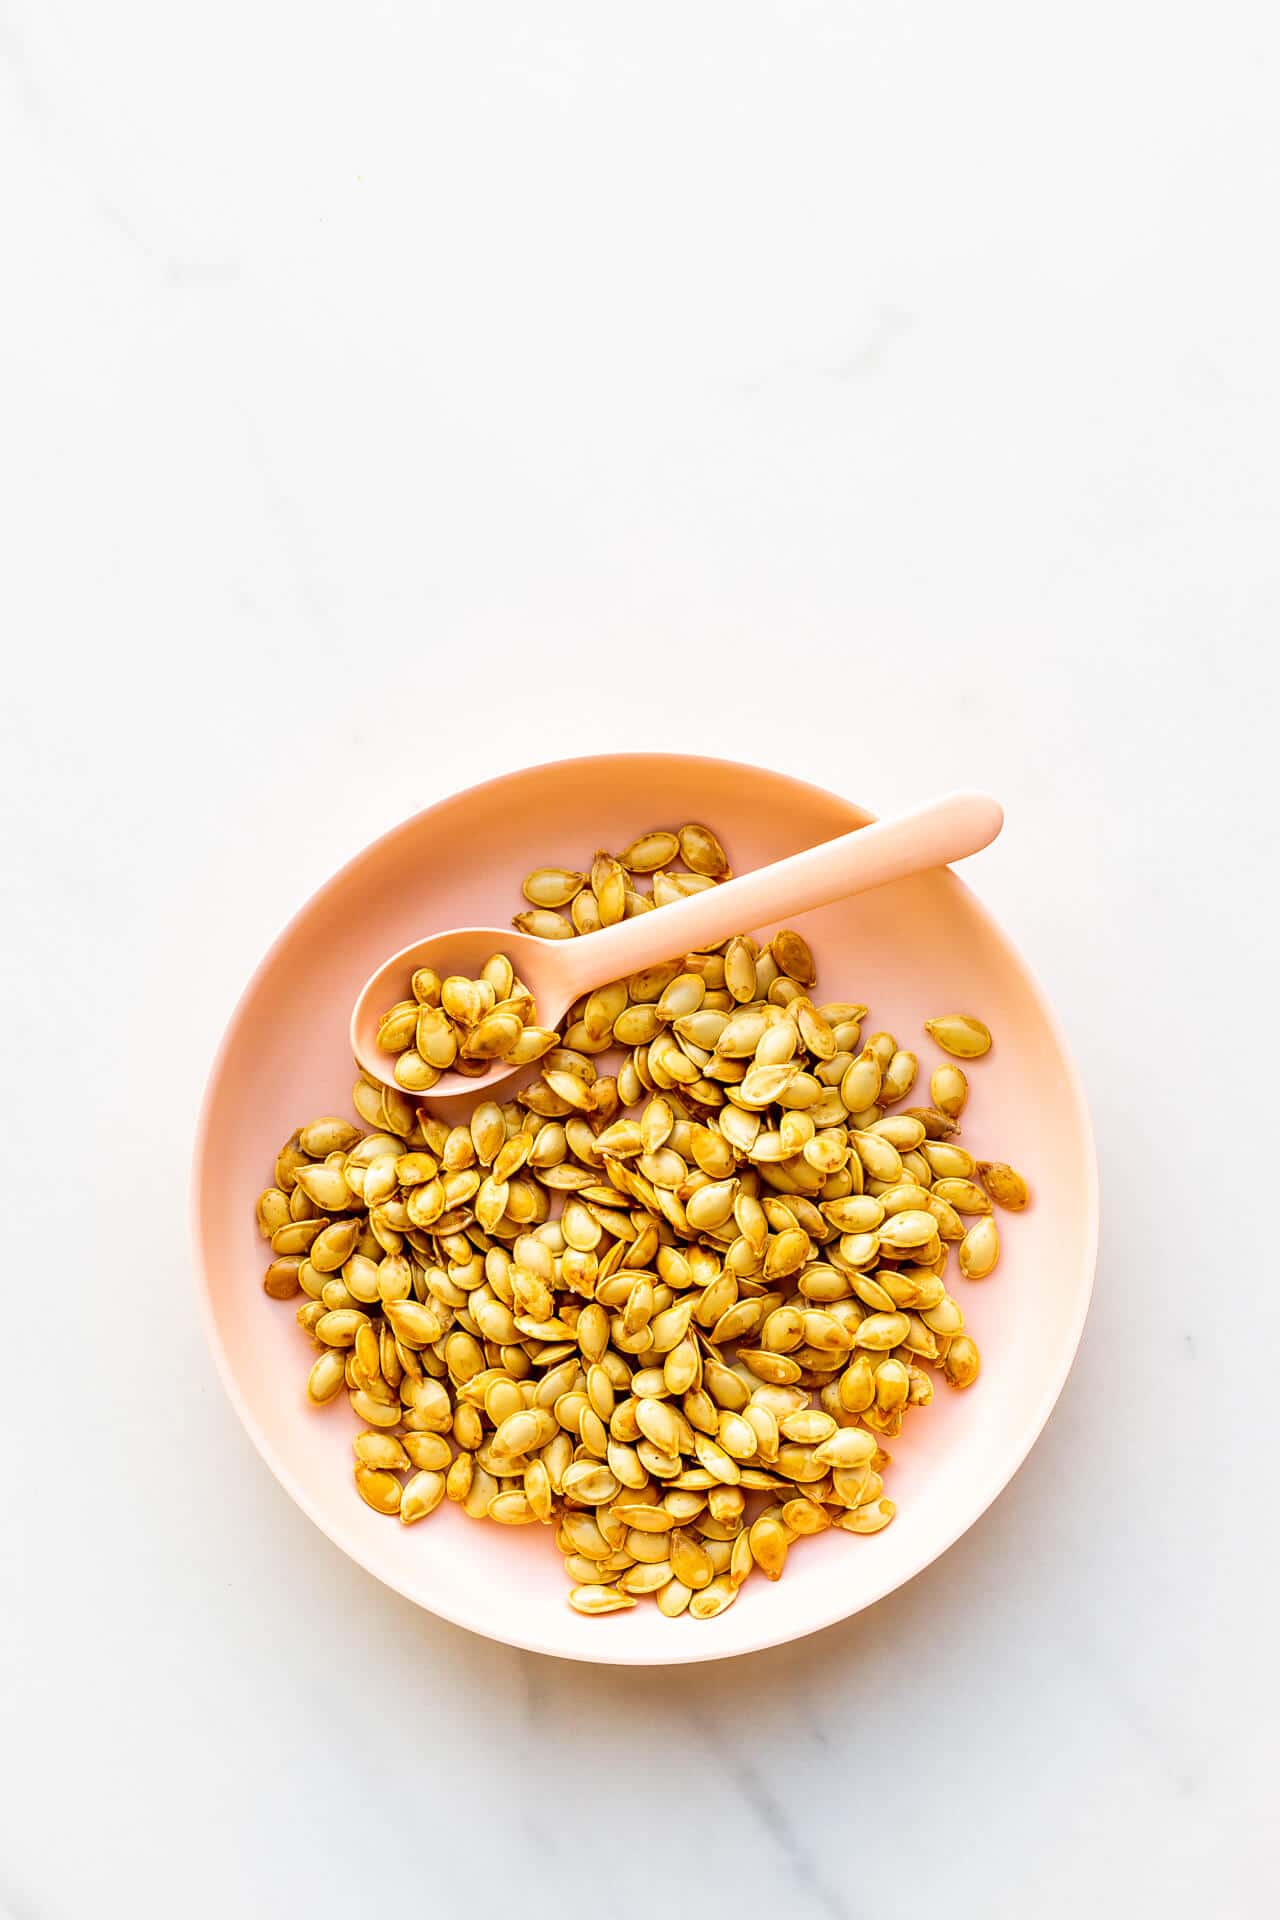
[
  {"left": 977, "top": 1160, "right": 1030, "bottom": 1210},
  {"left": 873, "top": 1358, "right": 910, "bottom": 1413},
  {"left": 738, "top": 1061, "right": 800, "bottom": 1108},
  {"left": 958, "top": 1215, "right": 1000, "bottom": 1279},
  {"left": 782, "top": 1498, "right": 830, "bottom": 1536},
  {"left": 930, "top": 1062, "right": 969, "bottom": 1117},
  {"left": 853, "top": 1312, "right": 911, "bottom": 1351},
  {"left": 354, "top": 1431, "right": 410, "bottom": 1472},
  {"left": 754, "top": 1020, "right": 798, "bottom": 1068},
  {"left": 835, "top": 1498, "right": 896, "bottom": 1534},
  {"left": 871, "top": 1113, "right": 926, "bottom": 1151},
  {"left": 489, "top": 1490, "right": 538, "bottom": 1525},
  {"left": 618, "top": 829, "right": 679, "bottom": 873},
  {"left": 931, "top": 1176, "right": 991, "bottom": 1215},
  {"left": 741, "top": 1348, "right": 805, "bottom": 1387},
  {"left": 392, "top": 1050, "right": 439, "bottom": 1092},
  {"left": 778, "top": 1408, "right": 836, "bottom": 1445},
  {"left": 562, "top": 1461, "right": 620, "bottom": 1505},
  {"left": 841, "top": 1050, "right": 883, "bottom": 1113},
  {"left": 410, "top": 967, "right": 442, "bottom": 1005},
  {"left": 400, "top": 1470, "right": 446, "bottom": 1523},
  {"left": 653, "top": 869, "right": 715, "bottom": 905},
  {"left": 677, "top": 822, "right": 731, "bottom": 878},
  {"left": 670, "top": 1528, "right": 715, "bottom": 1589},
  {"left": 796, "top": 999, "right": 837, "bottom": 1061},
  {"left": 866, "top": 1032, "right": 897, "bottom": 1071},
  {"left": 507, "top": 1026, "right": 559, "bottom": 1066},
  {"left": 383, "top": 1298, "right": 444, "bottom": 1347},
  {"left": 684, "top": 1179, "right": 737, "bottom": 1232},
  {"left": 463, "top": 1465, "right": 498, "bottom": 1519},
  {"left": 879, "top": 1050, "right": 918, "bottom": 1103},
  {"left": 717, "top": 1007, "right": 769, "bottom": 1058},
  {"left": 749, "top": 1514, "right": 790, "bottom": 1581},
  {"left": 571, "top": 889, "right": 604, "bottom": 934},
  {"left": 924, "top": 1014, "right": 992, "bottom": 1058},
  {"left": 314, "top": 1307, "right": 368, "bottom": 1348},
  {"left": 717, "top": 1412, "right": 758, "bottom": 1461},
  {"left": 724, "top": 936, "right": 758, "bottom": 1003},
  {"left": 307, "top": 1219, "right": 360, "bottom": 1273},
  {"left": 763, "top": 1227, "right": 811, "bottom": 1280},
  {"left": 920, "top": 1140, "right": 976, "bottom": 1180},
  {"left": 492, "top": 1407, "right": 559, "bottom": 1457},
  {"left": 689, "top": 1577, "right": 739, "bottom": 1619},
  {"left": 263, "top": 1255, "right": 303, "bottom": 1299},
  {"left": 445, "top": 1454, "right": 474, "bottom": 1503},
  {"left": 654, "top": 972, "right": 705, "bottom": 1023},
  {"left": 877, "top": 1209, "right": 937, "bottom": 1251},
  {"left": 437, "top": 975, "right": 481, "bottom": 1025},
  {"left": 619, "top": 1562, "right": 675, "bottom": 1596},
  {"left": 522, "top": 867, "right": 586, "bottom": 908},
  {"left": 352, "top": 1079, "right": 385, "bottom": 1128},
  {"left": 306, "top": 1350, "right": 347, "bottom": 1404},
  {"left": 350, "top": 1388, "right": 402, "bottom": 1429},
  {"left": 376, "top": 1001, "right": 420, "bottom": 1053},
  {"left": 823, "top": 1194, "right": 884, "bottom": 1232},
  {"left": 466, "top": 1010, "right": 523, "bottom": 1061},
  {"left": 590, "top": 851, "right": 628, "bottom": 927},
  {"left": 272, "top": 1133, "right": 307, "bottom": 1193},
  {"left": 770, "top": 929, "right": 816, "bottom": 986},
  {"left": 851, "top": 1131, "right": 903, "bottom": 1184},
  {"left": 402, "top": 1432, "right": 451, "bottom": 1471},
  {"left": 354, "top": 1465, "right": 402, "bottom": 1515},
  {"left": 654, "top": 1578, "right": 691, "bottom": 1616},
  {"left": 302, "top": 1120, "right": 361, "bottom": 1163},
  {"left": 943, "top": 1334, "right": 981, "bottom": 1388},
  {"left": 513, "top": 909, "right": 575, "bottom": 940},
  {"left": 569, "top": 1584, "right": 636, "bottom": 1616}
]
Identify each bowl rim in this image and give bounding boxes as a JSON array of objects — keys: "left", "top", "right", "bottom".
[{"left": 190, "top": 750, "right": 1099, "bottom": 1665}]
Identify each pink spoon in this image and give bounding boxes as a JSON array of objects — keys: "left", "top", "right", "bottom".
[{"left": 350, "top": 789, "right": 1003, "bottom": 1107}]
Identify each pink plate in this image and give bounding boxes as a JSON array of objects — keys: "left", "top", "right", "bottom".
[{"left": 192, "top": 753, "right": 1098, "bottom": 1664}]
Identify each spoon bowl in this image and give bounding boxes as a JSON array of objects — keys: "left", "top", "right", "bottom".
[
  {"left": 350, "top": 789, "right": 1005, "bottom": 1106},
  {"left": 350, "top": 926, "right": 584, "bottom": 1104}
]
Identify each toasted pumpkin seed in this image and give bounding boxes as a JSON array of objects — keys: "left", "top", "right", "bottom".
[
  {"left": 977, "top": 1160, "right": 1030, "bottom": 1210},
  {"left": 523, "top": 867, "right": 585, "bottom": 908},
  {"left": 925, "top": 1014, "right": 992, "bottom": 1058},
  {"left": 513, "top": 909, "right": 574, "bottom": 939},
  {"left": 306, "top": 1350, "right": 347, "bottom": 1404},
  {"left": 678, "top": 822, "right": 731, "bottom": 877},
  {"left": 400, "top": 1470, "right": 446, "bottom": 1523},
  {"left": 930, "top": 1062, "right": 969, "bottom": 1117},
  {"left": 835, "top": 1498, "right": 896, "bottom": 1534},
  {"left": 931, "top": 1176, "right": 991, "bottom": 1215},
  {"left": 958, "top": 1216, "right": 1000, "bottom": 1279},
  {"left": 617, "top": 829, "right": 678, "bottom": 873},
  {"left": 354, "top": 1465, "right": 402, "bottom": 1515},
  {"left": 770, "top": 929, "right": 816, "bottom": 985},
  {"left": 689, "top": 1577, "right": 739, "bottom": 1618},
  {"left": 943, "top": 1335, "right": 981, "bottom": 1388},
  {"left": 569, "top": 1584, "right": 636, "bottom": 1615}
]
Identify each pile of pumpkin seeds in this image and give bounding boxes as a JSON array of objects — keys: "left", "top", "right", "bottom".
[
  {"left": 375, "top": 953, "right": 556, "bottom": 1092},
  {"left": 258, "top": 821, "right": 1029, "bottom": 1622}
]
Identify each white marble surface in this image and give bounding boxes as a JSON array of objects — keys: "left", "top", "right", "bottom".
[{"left": 3, "top": 3, "right": 1278, "bottom": 1915}]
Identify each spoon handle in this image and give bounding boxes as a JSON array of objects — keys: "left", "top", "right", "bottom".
[{"left": 559, "top": 790, "right": 1003, "bottom": 998}]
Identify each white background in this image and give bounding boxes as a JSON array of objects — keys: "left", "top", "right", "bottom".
[{"left": 3, "top": 4, "right": 1278, "bottom": 1916}]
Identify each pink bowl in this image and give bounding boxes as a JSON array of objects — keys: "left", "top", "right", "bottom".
[{"left": 192, "top": 753, "right": 1097, "bottom": 1664}]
